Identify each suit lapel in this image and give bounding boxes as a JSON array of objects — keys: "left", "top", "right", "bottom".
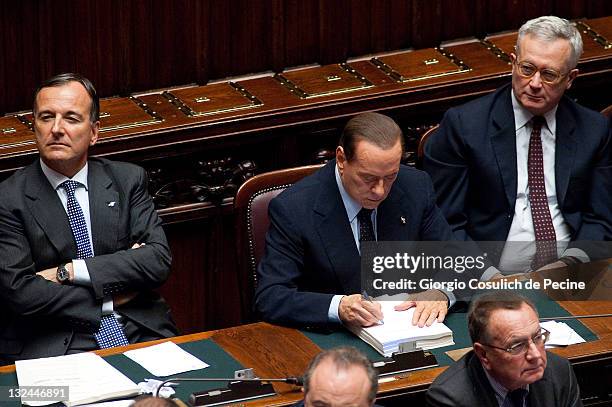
[
  {"left": 377, "top": 184, "right": 408, "bottom": 240},
  {"left": 467, "top": 352, "right": 504, "bottom": 406},
  {"left": 490, "top": 89, "right": 519, "bottom": 210},
  {"left": 313, "top": 162, "right": 361, "bottom": 294},
  {"left": 88, "top": 161, "right": 120, "bottom": 255},
  {"left": 25, "top": 162, "right": 77, "bottom": 258},
  {"left": 554, "top": 100, "right": 577, "bottom": 207}
]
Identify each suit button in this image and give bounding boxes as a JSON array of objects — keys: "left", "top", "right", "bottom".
[
  {"left": 64, "top": 338, "right": 69, "bottom": 345},
  {"left": 507, "top": 214, "right": 512, "bottom": 219}
]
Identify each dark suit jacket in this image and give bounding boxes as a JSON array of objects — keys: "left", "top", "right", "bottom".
[
  {"left": 423, "top": 85, "right": 611, "bottom": 263},
  {"left": 254, "top": 160, "right": 456, "bottom": 327},
  {"left": 0, "top": 158, "right": 177, "bottom": 363},
  {"left": 426, "top": 350, "right": 582, "bottom": 406}
]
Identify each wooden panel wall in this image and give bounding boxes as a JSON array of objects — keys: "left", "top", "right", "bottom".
[{"left": 1, "top": 0, "right": 611, "bottom": 114}]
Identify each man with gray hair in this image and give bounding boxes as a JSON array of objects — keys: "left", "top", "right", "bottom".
[
  {"left": 424, "top": 16, "right": 611, "bottom": 275},
  {"left": 294, "top": 346, "right": 381, "bottom": 407},
  {"left": 426, "top": 292, "right": 582, "bottom": 406}
]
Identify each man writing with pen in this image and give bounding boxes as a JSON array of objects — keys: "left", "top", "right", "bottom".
[
  {"left": 255, "top": 112, "right": 464, "bottom": 330},
  {"left": 0, "top": 73, "right": 177, "bottom": 365}
]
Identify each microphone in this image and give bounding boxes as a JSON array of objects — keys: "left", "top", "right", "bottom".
[{"left": 154, "top": 375, "right": 303, "bottom": 406}]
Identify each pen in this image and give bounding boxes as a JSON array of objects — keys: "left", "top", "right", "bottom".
[{"left": 361, "top": 290, "right": 384, "bottom": 325}]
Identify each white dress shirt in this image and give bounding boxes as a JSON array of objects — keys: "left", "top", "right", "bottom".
[
  {"left": 40, "top": 159, "right": 113, "bottom": 314},
  {"left": 497, "top": 91, "right": 586, "bottom": 273}
]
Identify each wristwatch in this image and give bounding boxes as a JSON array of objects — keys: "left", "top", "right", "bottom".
[{"left": 57, "top": 263, "right": 70, "bottom": 284}]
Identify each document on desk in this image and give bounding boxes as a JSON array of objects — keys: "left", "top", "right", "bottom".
[
  {"left": 348, "top": 301, "right": 454, "bottom": 357},
  {"left": 15, "top": 352, "right": 140, "bottom": 406},
  {"left": 541, "top": 320, "right": 586, "bottom": 347},
  {"left": 123, "top": 340, "right": 209, "bottom": 376}
]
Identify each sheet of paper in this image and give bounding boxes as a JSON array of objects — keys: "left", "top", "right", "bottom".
[
  {"left": 16, "top": 352, "right": 140, "bottom": 406},
  {"left": 123, "top": 341, "right": 209, "bottom": 376},
  {"left": 541, "top": 320, "right": 586, "bottom": 347}
]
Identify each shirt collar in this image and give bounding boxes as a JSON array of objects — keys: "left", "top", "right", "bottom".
[
  {"left": 40, "top": 159, "right": 89, "bottom": 191},
  {"left": 482, "top": 362, "right": 530, "bottom": 402},
  {"left": 335, "top": 164, "right": 367, "bottom": 223},
  {"left": 511, "top": 90, "right": 557, "bottom": 135}
]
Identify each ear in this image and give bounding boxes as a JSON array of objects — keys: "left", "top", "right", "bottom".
[
  {"left": 89, "top": 121, "right": 100, "bottom": 147},
  {"left": 336, "top": 146, "right": 346, "bottom": 172},
  {"left": 90, "top": 121, "right": 100, "bottom": 146},
  {"left": 473, "top": 343, "right": 492, "bottom": 371},
  {"left": 565, "top": 68, "right": 579, "bottom": 90},
  {"left": 509, "top": 53, "right": 518, "bottom": 75}
]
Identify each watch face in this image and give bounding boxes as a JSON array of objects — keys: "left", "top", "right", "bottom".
[{"left": 57, "top": 265, "right": 69, "bottom": 283}]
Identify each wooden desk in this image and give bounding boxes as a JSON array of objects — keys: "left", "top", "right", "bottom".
[{"left": 2, "top": 298, "right": 611, "bottom": 406}]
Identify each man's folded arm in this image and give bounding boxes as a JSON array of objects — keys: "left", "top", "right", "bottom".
[
  {"left": 0, "top": 203, "right": 101, "bottom": 329},
  {"left": 81, "top": 166, "right": 172, "bottom": 299}
]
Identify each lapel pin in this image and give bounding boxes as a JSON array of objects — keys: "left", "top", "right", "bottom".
[
  {"left": 400, "top": 216, "right": 406, "bottom": 224},
  {"left": 107, "top": 201, "right": 116, "bottom": 207}
]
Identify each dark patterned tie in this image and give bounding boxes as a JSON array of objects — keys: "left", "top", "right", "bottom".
[
  {"left": 61, "top": 180, "right": 129, "bottom": 349},
  {"left": 527, "top": 116, "right": 557, "bottom": 270},
  {"left": 507, "top": 388, "right": 528, "bottom": 407},
  {"left": 357, "top": 208, "right": 376, "bottom": 260}
]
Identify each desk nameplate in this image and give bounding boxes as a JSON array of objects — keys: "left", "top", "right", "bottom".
[
  {"left": 163, "top": 82, "right": 263, "bottom": 117},
  {"left": 274, "top": 63, "right": 374, "bottom": 99},
  {"left": 97, "top": 97, "right": 164, "bottom": 133},
  {"left": 0, "top": 116, "right": 34, "bottom": 150},
  {"left": 370, "top": 47, "right": 471, "bottom": 83}
]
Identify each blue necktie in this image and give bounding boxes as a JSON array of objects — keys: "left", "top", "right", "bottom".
[{"left": 61, "top": 180, "right": 129, "bottom": 349}]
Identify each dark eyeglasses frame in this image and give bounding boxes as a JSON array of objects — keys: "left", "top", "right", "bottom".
[{"left": 480, "top": 327, "right": 550, "bottom": 355}]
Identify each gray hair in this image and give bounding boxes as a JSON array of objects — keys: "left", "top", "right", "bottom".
[
  {"left": 303, "top": 346, "right": 378, "bottom": 404},
  {"left": 516, "top": 16, "right": 583, "bottom": 70}
]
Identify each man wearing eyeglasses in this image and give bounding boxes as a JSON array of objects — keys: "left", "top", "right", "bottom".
[
  {"left": 423, "top": 16, "right": 611, "bottom": 275},
  {"left": 426, "top": 292, "right": 582, "bottom": 406}
]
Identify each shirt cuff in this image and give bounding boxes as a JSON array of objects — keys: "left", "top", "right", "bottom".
[
  {"left": 480, "top": 265, "right": 501, "bottom": 281},
  {"left": 562, "top": 248, "right": 590, "bottom": 263},
  {"left": 328, "top": 295, "right": 344, "bottom": 323},
  {"left": 441, "top": 289, "right": 456, "bottom": 308},
  {"left": 72, "top": 259, "right": 92, "bottom": 286},
  {"left": 102, "top": 296, "right": 114, "bottom": 315}
]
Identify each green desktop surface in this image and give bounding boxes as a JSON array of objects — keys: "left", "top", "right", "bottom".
[
  {"left": 0, "top": 339, "right": 243, "bottom": 406},
  {"left": 302, "top": 292, "right": 597, "bottom": 366},
  {"left": 0, "top": 293, "right": 598, "bottom": 406}
]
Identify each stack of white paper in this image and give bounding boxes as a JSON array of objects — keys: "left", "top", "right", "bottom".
[
  {"left": 348, "top": 301, "right": 454, "bottom": 356},
  {"left": 16, "top": 352, "right": 140, "bottom": 406},
  {"left": 541, "top": 320, "right": 586, "bottom": 348}
]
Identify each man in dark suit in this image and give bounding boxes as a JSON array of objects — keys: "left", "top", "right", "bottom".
[
  {"left": 0, "top": 73, "right": 177, "bottom": 364},
  {"left": 424, "top": 16, "right": 611, "bottom": 275},
  {"left": 293, "top": 346, "right": 381, "bottom": 407},
  {"left": 426, "top": 292, "right": 582, "bottom": 406},
  {"left": 255, "top": 112, "right": 460, "bottom": 330}
]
